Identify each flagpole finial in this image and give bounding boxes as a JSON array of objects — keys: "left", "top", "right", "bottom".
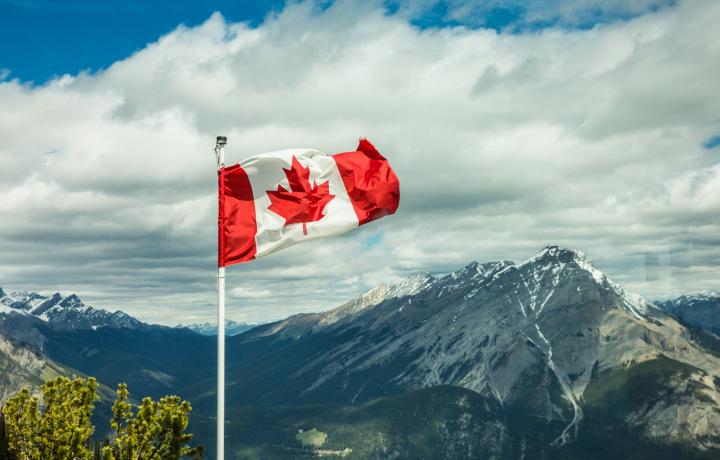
[{"left": 215, "top": 136, "right": 227, "bottom": 169}]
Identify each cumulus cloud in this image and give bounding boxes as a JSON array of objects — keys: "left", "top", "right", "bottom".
[
  {"left": 0, "top": 0, "right": 718, "bottom": 324},
  {"left": 230, "top": 287, "right": 273, "bottom": 299}
]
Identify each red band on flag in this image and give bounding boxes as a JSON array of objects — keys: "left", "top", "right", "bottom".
[
  {"left": 333, "top": 139, "right": 400, "bottom": 225},
  {"left": 219, "top": 164, "right": 257, "bottom": 267}
]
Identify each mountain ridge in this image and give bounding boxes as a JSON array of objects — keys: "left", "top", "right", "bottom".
[{"left": 0, "top": 288, "right": 146, "bottom": 330}]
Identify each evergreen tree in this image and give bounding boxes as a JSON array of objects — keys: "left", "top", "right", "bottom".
[
  {"left": 2, "top": 379, "right": 202, "bottom": 460},
  {"left": 2, "top": 376, "right": 97, "bottom": 460},
  {"left": 102, "top": 384, "right": 203, "bottom": 460}
]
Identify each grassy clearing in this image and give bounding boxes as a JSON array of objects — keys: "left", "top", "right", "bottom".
[{"left": 296, "top": 428, "right": 328, "bottom": 448}]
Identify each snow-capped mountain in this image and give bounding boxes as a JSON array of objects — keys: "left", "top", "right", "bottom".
[
  {"left": 229, "top": 246, "right": 720, "bottom": 452},
  {"left": 0, "top": 288, "right": 145, "bottom": 330},
  {"left": 657, "top": 291, "right": 720, "bottom": 334},
  {"left": 179, "top": 320, "right": 259, "bottom": 336},
  {"left": 0, "top": 288, "right": 48, "bottom": 313}
]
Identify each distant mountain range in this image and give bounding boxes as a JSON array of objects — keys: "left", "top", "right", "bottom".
[
  {"left": 2, "top": 247, "right": 720, "bottom": 459},
  {"left": 178, "top": 320, "right": 259, "bottom": 336},
  {"left": 656, "top": 291, "right": 720, "bottom": 335},
  {"left": 0, "top": 288, "right": 145, "bottom": 330}
]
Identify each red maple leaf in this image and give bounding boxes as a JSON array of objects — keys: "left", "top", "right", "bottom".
[{"left": 267, "top": 156, "right": 335, "bottom": 235}]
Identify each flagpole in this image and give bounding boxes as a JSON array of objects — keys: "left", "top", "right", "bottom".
[{"left": 215, "top": 135, "right": 227, "bottom": 460}]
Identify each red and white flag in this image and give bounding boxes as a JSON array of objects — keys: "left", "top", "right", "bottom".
[{"left": 218, "top": 139, "right": 400, "bottom": 267}]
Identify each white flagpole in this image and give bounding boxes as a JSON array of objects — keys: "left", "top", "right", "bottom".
[{"left": 215, "top": 135, "right": 227, "bottom": 460}]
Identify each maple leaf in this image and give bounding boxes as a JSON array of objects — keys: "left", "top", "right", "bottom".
[{"left": 267, "top": 156, "right": 335, "bottom": 235}]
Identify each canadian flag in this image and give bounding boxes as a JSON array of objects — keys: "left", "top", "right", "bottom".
[{"left": 218, "top": 139, "right": 400, "bottom": 267}]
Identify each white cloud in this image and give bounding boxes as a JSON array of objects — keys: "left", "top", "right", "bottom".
[
  {"left": 0, "top": 0, "right": 718, "bottom": 324},
  {"left": 230, "top": 287, "right": 273, "bottom": 299}
]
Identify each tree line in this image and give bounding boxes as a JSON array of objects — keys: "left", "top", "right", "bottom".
[{"left": 0, "top": 377, "right": 203, "bottom": 460}]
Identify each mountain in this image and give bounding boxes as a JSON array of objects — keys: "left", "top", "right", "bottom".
[
  {"left": 0, "top": 288, "right": 146, "bottom": 330},
  {"left": 182, "top": 246, "right": 720, "bottom": 458},
  {"left": 4, "top": 247, "right": 720, "bottom": 458},
  {"left": 657, "top": 292, "right": 720, "bottom": 335},
  {"left": 179, "top": 320, "right": 259, "bottom": 336}
]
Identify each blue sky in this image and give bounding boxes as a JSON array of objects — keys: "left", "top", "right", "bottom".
[
  {"left": 704, "top": 136, "right": 720, "bottom": 150},
  {"left": 0, "top": 0, "right": 285, "bottom": 82},
  {"left": 0, "top": 0, "right": 717, "bottom": 324}
]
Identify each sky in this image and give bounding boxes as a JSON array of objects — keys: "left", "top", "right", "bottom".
[{"left": 0, "top": 0, "right": 718, "bottom": 325}]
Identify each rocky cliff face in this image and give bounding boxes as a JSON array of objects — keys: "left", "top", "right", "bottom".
[{"left": 0, "top": 330, "right": 69, "bottom": 402}]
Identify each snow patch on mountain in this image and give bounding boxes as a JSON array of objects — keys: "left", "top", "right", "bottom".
[
  {"left": 0, "top": 290, "right": 47, "bottom": 312},
  {"left": 0, "top": 304, "right": 23, "bottom": 316},
  {"left": 661, "top": 291, "right": 720, "bottom": 308}
]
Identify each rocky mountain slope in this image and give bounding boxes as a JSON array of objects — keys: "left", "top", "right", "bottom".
[
  {"left": 0, "top": 324, "right": 70, "bottom": 402},
  {"left": 657, "top": 292, "right": 720, "bottom": 335},
  {"left": 188, "top": 246, "right": 720, "bottom": 457}
]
